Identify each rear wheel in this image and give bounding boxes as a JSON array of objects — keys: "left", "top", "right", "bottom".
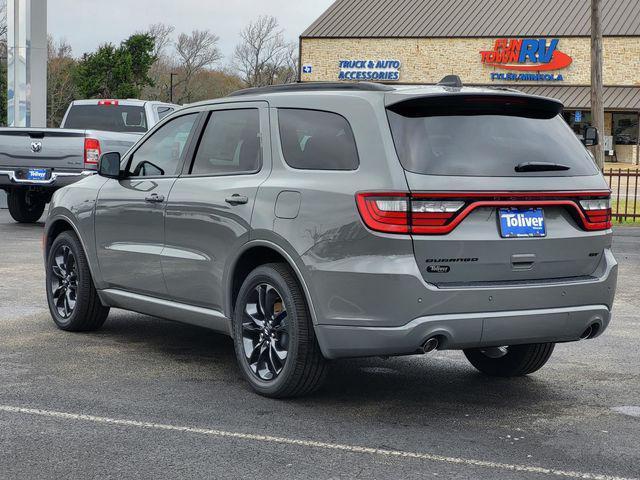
[
  {"left": 8, "top": 188, "right": 46, "bottom": 223},
  {"left": 463, "top": 343, "right": 555, "bottom": 377},
  {"left": 46, "top": 231, "right": 109, "bottom": 332},
  {"left": 232, "top": 263, "right": 327, "bottom": 398}
]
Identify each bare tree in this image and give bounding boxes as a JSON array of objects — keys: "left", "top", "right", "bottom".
[
  {"left": 148, "top": 23, "right": 175, "bottom": 59},
  {"left": 233, "top": 15, "right": 297, "bottom": 87},
  {"left": 0, "top": 0, "right": 7, "bottom": 40},
  {"left": 47, "top": 36, "right": 77, "bottom": 126},
  {"left": 175, "top": 30, "right": 222, "bottom": 103},
  {"left": 144, "top": 23, "right": 176, "bottom": 101}
]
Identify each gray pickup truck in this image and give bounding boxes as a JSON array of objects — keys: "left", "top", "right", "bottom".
[{"left": 0, "top": 99, "right": 179, "bottom": 222}]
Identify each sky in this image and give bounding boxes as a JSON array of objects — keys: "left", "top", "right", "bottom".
[{"left": 47, "top": 0, "right": 334, "bottom": 63}]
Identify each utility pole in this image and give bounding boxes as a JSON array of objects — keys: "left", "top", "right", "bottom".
[
  {"left": 169, "top": 72, "right": 177, "bottom": 103},
  {"left": 591, "top": 0, "right": 605, "bottom": 170}
]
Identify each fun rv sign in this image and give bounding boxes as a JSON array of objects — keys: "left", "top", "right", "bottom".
[{"left": 480, "top": 38, "right": 573, "bottom": 82}]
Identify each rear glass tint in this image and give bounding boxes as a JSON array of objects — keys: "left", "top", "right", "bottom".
[
  {"left": 64, "top": 105, "right": 147, "bottom": 133},
  {"left": 387, "top": 95, "right": 598, "bottom": 177},
  {"left": 278, "top": 109, "right": 359, "bottom": 170}
]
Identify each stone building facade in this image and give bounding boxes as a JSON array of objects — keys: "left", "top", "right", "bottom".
[{"left": 300, "top": 0, "right": 640, "bottom": 164}]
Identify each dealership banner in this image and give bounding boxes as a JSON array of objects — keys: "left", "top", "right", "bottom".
[
  {"left": 338, "top": 60, "right": 401, "bottom": 81},
  {"left": 480, "top": 39, "right": 572, "bottom": 81}
]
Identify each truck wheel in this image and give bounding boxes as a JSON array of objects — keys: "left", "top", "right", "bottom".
[
  {"left": 46, "top": 230, "right": 109, "bottom": 332},
  {"left": 232, "top": 263, "right": 328, "bottom": 398},
  {"left": 463, "top": 343, "right": 555, "bottom": 377},
  {"left": 7, "top": 189, "right": 46, "bottom": 223}
]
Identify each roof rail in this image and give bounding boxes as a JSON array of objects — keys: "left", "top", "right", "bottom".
[
  {"left": 228, "top": 82, "right": 395, "bottom": 97},
  {"left": 437, "top": 75, "right": 463, "bottom": 88}
]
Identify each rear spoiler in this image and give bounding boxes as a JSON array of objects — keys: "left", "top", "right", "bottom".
[{"left": 386, "top": 93, "right": 563, "bottom": 120}]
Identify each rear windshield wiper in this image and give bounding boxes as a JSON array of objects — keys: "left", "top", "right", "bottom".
[{"left": 515, "top": 162, "right": 571, "bottom": 172}]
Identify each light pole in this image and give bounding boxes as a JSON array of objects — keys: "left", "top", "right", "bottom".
[
  {"left": 169, "top": 72, "right": 177, "bottom": 103},
  {"left": 591, "top": 0, "right": 605, "bottom": 170}
]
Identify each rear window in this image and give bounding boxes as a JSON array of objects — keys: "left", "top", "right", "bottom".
[
  {"left": 278, "top": 109, "right": 359, "bottom": 170},
  {"left": 64, "top": 105, "right": 147, "bottom": 133},
  {"left": 387, "top": 95, "right": 598, "bottom": 177}
]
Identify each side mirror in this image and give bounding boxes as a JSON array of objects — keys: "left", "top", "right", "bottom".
[
  {"left": 98, "top": 152, "right": 122, "bottom": 178},
  {"left": 582, "top": 126, "right": 599, "bottom": 147}
]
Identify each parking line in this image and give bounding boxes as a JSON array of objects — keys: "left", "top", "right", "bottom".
[{"left": 0, "top": 404, "right": 635, "bottom": 480}]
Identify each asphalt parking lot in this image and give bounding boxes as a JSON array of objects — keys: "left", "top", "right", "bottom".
[{"left": 0, "top": 209, "right": 639, "bottom": 480}]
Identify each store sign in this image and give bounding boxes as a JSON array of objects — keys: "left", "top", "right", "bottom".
[
  {"left": 338, "top": 60, "right": 401, "bottom": 81},
  {"left": 480, "top": 38, "right": 572, "bottom": 82}
]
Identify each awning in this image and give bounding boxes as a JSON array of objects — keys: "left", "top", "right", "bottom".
[{"left": 512, "top": 86, "right": 640, "bottom": 111}]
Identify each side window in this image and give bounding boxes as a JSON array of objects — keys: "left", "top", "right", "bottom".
[
  {"left": 127, "top": 114, "right": 197, "bottom": 177},
  {"left": 278, "top": 109, "right": 359, "bottom": 170},
  {"left": 156, "top": 106, "right": 175, "bottom": 120},
  {"left": 190, "top": 109, "right": 261, "bottom": 176}
]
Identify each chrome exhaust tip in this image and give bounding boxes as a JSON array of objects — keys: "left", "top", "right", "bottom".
[
  {"left": 580, "top": 324, "right": 594, "bottom": 340},
  {"left": 421, "top": 337, "right": 439, "bottom": 354}
]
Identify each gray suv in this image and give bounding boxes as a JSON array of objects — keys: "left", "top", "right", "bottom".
[{"left": 43, "top": 80, "right": 618, "bottom": 398}]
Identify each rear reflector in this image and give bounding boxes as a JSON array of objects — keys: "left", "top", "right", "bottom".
[
  {"left": 84, "top": 138, "right": 101, "bottom": 166},
  {"left": 356, "top": 191, "right": 612, "bottom": 235}
]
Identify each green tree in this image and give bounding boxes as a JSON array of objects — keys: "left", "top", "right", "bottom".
[{"left": 75, "top": 33, "right": 156, "bottom": 99}]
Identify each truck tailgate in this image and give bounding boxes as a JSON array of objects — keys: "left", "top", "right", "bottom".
[{"left": 0, "top": 128, "right": 86, "bottom": 170}]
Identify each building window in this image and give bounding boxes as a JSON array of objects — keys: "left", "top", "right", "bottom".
[
  {"left": 562, "top": 111, "right": 591, "bottom": 136},
  {"left": 612, "top": 113, "right": 639, "bottom": 145}
]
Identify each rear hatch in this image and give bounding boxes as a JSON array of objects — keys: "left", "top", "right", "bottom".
[
  {"left": 0, "top": 128, "right": 86, "bottom": 170},
  {"left": 384, "top": 92, "right": 611, "bottom": 286}
]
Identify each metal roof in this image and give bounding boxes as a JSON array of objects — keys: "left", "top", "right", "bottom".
[
  {"left": 302, "top": 0, "right": 640, "bottom": 38},
  {"left": 514, "top": 85, "right": 640, "bottom": 110}
]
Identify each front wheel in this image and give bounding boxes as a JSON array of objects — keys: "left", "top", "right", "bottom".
[
  {"left": 232, "top": 263, "right": 328, "bottom": 398},
  {"left": 463, "top": 343, "right": 555, "bottom": 377},
  {"left": 46, "top": 231, "right": 110, "bottom": 332},
  {"left": 7, "top": 188, "right": 46, "bottom": 223}
]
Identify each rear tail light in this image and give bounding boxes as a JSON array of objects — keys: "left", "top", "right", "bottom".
[
  {"left": 84, "top": 138, "right": 101, "bottom": 166},
  {"left": 98, "top": 99, "right": 119, "bottom": 106},
  {"left": 356, "top": 193, "right": 465, "bottom": 234},
  {"left": 356, "top": 191, "right": 612, "bottom": 235},
  {"left": 579, "top": 198, "right": 612, "bottom": 229}
]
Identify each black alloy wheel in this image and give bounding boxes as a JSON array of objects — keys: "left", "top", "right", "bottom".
[
  {"left": 233, "top": 263, "right": 327, "bottom": 398},
  {"left": 50, "top": 245, "right": 78, "bottom": 319},
  {"left": 46, "top": 231, "right": 109, "bottom": 332},
  {"left": 242, "top": 283, "right": 290, "bottom": 381}
]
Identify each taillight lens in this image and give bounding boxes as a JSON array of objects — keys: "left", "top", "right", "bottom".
[
  {"left": 355, "top": 194, "right": 410, "bottom": 233},
  {"left": 356, "top": 193, "right": 465, "bottom": 234},
  {"left": 98, "top": 99, "right": 119, "bottom": 106},
  {"left": 84, "top": 138, "right": 101, "bottom": 166},
  {"left": 356, "top": 191, "right": 612, "bottom": 234},
  {"left": 579, "top": 198, "right": 612, "bottom": 229}
]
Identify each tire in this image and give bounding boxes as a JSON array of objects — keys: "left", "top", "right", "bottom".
[
  {"left": 232, "top": 263, "right": 328, "bottom": 398},
  {"left": 463, "top": 343, "right": 555, "bottom": 377},
  {"left": 8, "top": 188, "right": 46, "bottom": 223},
  {"left": 46, "top": 230, "right": 109, "bottom": 332}
]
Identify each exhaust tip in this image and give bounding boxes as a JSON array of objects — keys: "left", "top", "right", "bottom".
[
  {"left": 580, "top": 324, "right": 599, "bottom": 340},
  {"left": 421, "top": 337, "right": 439, "bottom": 354}
]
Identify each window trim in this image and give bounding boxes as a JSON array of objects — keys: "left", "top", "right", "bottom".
[
  {"left": 277, "top": 107, "right": 360, "bottom": 172},
  {"left": 123, "top": 111, "right": 202, "bottom": 180},
  {"left": 184, "top": 107, "right": 264, "bottom": 178}
]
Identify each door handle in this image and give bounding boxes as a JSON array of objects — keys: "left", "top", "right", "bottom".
[
  {"left": 225, "top": 194, "right": 249, "bottom": 205},
  {"left": 145, "top": 193, "right": 165, "bottom": 203}
]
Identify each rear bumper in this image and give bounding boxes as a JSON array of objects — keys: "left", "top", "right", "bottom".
[
  {"left": 310, "top": 248, "right": 617, "bottom": 359},
  {"left": 0, "top": 169, "right": 94, "bottom": 190},
  {"left": 316, "top": 304, "right": 611, "bottom": 359}
]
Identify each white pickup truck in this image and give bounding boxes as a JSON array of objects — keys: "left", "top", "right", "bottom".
[{"left": 0, "top": 99, "right": 179, "bottom": 222}]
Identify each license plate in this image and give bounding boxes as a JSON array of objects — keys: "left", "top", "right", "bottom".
[
  {"left": 26, "top": 168, "right": 49, "bottom": 181},
  {"left": 498, "top": 207, "right": 546, "bottom": 238}
]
